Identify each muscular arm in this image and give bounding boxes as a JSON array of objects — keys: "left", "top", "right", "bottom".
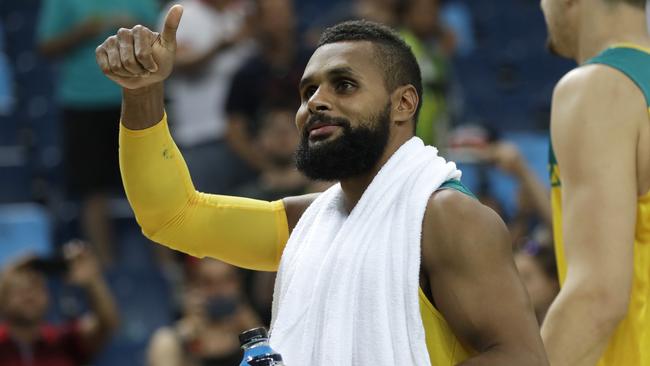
[
  {"left": 120, "top": 100, "right": 290, "bottom": 270},
  {"left": 541, "top": 65, "right": 639, "bottom": 366},
  {"left": 98, "top": 7, "right": 315, "bottom": 271},
  {"left": 422, "top": 190, "right": 548, "bottom": 365}
]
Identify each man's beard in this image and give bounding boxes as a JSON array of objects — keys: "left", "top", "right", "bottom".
[{"left": 295, "top": 102, "right": 391, "bottom": 181}]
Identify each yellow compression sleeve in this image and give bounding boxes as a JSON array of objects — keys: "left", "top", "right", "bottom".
[{"left": 119, "top": 113, "right": 289, "bottom": 271}]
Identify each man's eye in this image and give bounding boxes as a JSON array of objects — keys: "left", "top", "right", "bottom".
[
  {"left": 336, "top": 81, "right": 355, "bottom": 92},
  {"left": 303, "top": 86, "right": 317, "bottom": 99}
]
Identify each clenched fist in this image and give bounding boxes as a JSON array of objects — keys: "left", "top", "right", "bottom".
[{"left": 96, "top": 5, "right": 183, "bottom": 89}]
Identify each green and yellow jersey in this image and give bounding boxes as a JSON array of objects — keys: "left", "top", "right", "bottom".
[
  {"left": 550, "top": 44, "right": 650, "bottom": 366},
  {"left": 120, "top": 115, "right": 473, "bottom": 365}
]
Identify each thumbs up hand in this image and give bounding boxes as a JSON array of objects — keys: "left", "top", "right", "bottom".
[{"left": 96, "top": 5, "right": 183, "bottom": 90}]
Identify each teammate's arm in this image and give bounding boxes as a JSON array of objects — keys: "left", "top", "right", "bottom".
[
  {"left": 540, "top": 65, "right": 639, "bottom": 366},
  {"left": 422, "top": 190, "right": 548, "bottom": 366},
  {"left": 95, "top": 6, "right": 313, "bottom": 271}
]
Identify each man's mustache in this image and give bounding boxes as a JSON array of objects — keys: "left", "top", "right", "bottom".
[{"left": 304, "top": 113, "right": 351, "bottom": 137}]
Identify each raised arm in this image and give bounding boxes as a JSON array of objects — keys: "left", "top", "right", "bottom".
[
  {"left": 95, "top": 6, "right": 311, "bottom": 271},
  {"left": 422, "top": 190, "right": 548, "bottom": 365},
  {"left": 65, "top": 242, "right": 120, "bottom": 355},
  {"left": 96, "top": 5, "right": 182, "bottom": 129},
  {"left": 541, "top": 65, "right": 639, "bottom": 366}
]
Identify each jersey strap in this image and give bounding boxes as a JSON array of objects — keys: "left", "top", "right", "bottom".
[{"left": 586, "top": 45, "right": 650, "bottom": 107}]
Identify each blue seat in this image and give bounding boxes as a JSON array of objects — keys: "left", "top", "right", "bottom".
[{"left": 0, "top": 203, "right": 52, "bottom": 269}]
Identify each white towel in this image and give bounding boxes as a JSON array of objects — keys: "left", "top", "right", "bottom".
[{"left": 269, "top": 137, "right": 462, "bottom": 366}]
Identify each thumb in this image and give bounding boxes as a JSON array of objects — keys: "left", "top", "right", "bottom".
[{"left": 160, "top": 4, "right": 183, "bottom": 48}]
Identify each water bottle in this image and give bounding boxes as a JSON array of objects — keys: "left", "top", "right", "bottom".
[{"left": 239, "top": 327, "right": 286, "bottom": 366}]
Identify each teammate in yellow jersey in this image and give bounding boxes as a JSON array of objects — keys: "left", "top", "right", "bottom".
[
  {"left": 540, "top": 0, "right": 650, "bottom": 365},
  {"left": 95, "top": 5, "right": 547, "bottom": 365}
]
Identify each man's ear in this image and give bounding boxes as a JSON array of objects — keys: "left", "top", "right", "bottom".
[{"left": 391, "top": 84, "right": 419, "bottom": 125}]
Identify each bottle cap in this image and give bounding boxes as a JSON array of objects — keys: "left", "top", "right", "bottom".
[
  {"left": 249, "top": 353, "right": 283, "bottom": 366},
  {"left": 239, "top": 327, "right": 269, "bottom": 346}
]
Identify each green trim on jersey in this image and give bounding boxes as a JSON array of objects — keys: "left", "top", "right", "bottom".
[
  {"left": 549, "top": 141, "right": 561, "bottom": 187},
  {"left": 438, "top": 179, "right": 476, "bottom": 199},
  {"left": 549, "top": 45, "right": 650, "bottom": 188},
  {"left": 586, "top": 46, "right": 650, "bottom": 107}
]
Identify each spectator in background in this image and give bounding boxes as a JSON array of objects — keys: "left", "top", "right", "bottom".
[
  {"left": 354, "top": 0, "right": 400, "bottom": 27},
  {"left": 439, "top": 0, "right": 475, "bottom": 57},
  {"left": 237, "top": 105, "right": 309, "bottom": 202},
  {"left": 397, "top": 0, "right": 456, "bottom": 148},
  {"left": 235, "top": 105, "right": 310, "bottom": 326},
  {"left": 148, "top": 259, "right": 260, "bottom": 366},
  {"left": 0, "top": 242, "right": 119, "bottom": 366},
  {"left": 484, "top": 141, "right": 552, "bottom": 246},
  {"left": 304, "top": 0, "right": 400, "bottom": 46},
  {"left": 448, "top": 124, "right": 552, "bottom": 246},
  {"left": 225, "top": 0, "right": 312, "bottom": 177},
  {"left": 514, "top": 243, "right": 559, "bottom": 324},
  {"left": 37, "top": 0, "right": 159, "bottom": 266},
  {"left": 165, "top": 0, "right": 256, "bottom": 194}
]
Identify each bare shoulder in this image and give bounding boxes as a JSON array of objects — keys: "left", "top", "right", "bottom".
[
  {"left": 282, "top": 193, "right": 321, "bottom": 232},
  {"left": 422, "top": 189, "right": 547, "bottom": 364},
  {"left": 554, "top": 63, "right": 636, "bottom": 96},
  {"left": 553, "top": 64, "right": 646, "bottom": 127},
  {"left": 551, "top": 64, "right": 644, "bottom": 174},
  {"left": 422, "top": 189, "right": 511, "bottom": 266}
]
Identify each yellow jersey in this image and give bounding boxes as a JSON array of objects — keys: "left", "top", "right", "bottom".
[
  {"left": 119, "top": 115, "right": 471, "bottom": 365},
  {"left": 550, "top": 44, "right": 650, "bottom": 366}
]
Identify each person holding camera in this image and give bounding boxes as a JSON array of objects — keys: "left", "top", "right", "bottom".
[
  {"left": 0, "top": 241, "right": 119, "bottom": 366},
  {"left": 148, "top": 258, "right": 261, "bottom": 366}
]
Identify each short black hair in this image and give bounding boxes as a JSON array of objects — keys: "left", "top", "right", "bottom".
[{"left": 317, "top": 20, "right": 423, "bottom": 127}]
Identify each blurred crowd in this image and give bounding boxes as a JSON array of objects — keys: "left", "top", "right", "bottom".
[{"left": 0, "top": 0, "right": 572, "bottom": 365}]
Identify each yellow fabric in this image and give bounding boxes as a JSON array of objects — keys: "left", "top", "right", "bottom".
[
  {"left": 550, "top": 172, "right": 567, "bottom": 283},
  {"left": 611, "top": 42, "right": 650, "bottom": 55},
  {"left": 119, "top": 113, "right": 470, "bottom": 364},
  {"left": 119, "top": 113, "right": 288, "bottom": 271},
  {"left": 419, "top": 288, "right": 472, "bottom": 365},
  {"left": 551, "top": 139, "right": 650, "bottom": 366}
]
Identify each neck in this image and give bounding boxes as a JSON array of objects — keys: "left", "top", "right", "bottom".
[
  {"left": 8, "top": 322, "right": 39, "bottom": 344},
  {"left": 576, "top": 4, "right": 650, "bottom": 63},
  {"left": 339, "top": 133, "right": 411, "bottom": 212}
]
